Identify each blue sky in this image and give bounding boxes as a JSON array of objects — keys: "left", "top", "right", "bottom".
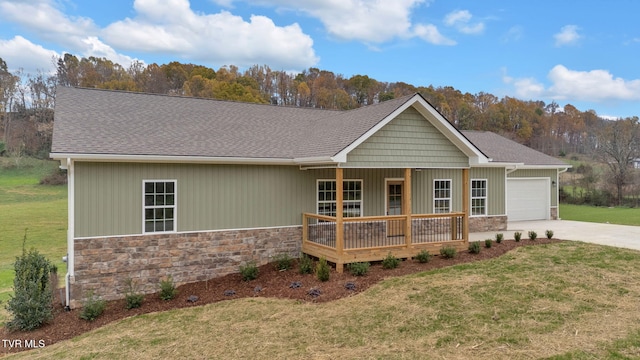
[{"left": 1, "top": 0, "right": 639, "bottom": 119}]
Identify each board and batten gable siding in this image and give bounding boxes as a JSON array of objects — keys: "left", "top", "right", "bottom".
[
  {"left": 345, "top": 107, "right": 469, "bottom": 168},
  {"left": 508, "top": 169, "right": 559, "bottom": 206},
  {"left": 470, "top": 167, "right": 506, "bottom": 216},
  {"left": 74, "top": 162, "right": 322, "bottom": 237}
]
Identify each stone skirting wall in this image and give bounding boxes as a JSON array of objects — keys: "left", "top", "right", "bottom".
[
  {"left": 468, "top": 215, "right": 508, "bottom": 233},
  {"left": 69, "top": 226, "right": 301, "bottom": 308},
  {"left": 551, "top": 207, "right": 558, "bottom": 220}
]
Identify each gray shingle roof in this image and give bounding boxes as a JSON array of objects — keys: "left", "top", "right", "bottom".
[
  {"left": 51, "top": 87, "right": 567, "bottom": 168},
  {"left": 51, "top": 87, "right": 412, "bottom": 160},
  {"left": 462, "top": 131, "right": 569, "bottom": 166}
]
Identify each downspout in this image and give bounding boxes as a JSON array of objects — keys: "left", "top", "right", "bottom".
[
  {"left": 64, "top": 158, "right": 75, "bottom": 309},
  {"left": 556, "top": 167, "right": 569, "bottom": 219}
]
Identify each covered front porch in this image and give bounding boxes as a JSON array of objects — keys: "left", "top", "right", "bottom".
[{"left": 302, "top": 168, "right": 470, "bottom": 272}]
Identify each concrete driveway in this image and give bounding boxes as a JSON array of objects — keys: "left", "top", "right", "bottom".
[{"left": 470, "top": 219, "right": 640, "bottom": 251}]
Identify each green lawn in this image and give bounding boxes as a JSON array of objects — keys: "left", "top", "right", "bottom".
[
  {"left": 560, "top": 203, "right": 640, "bottom": 226},
  {"left": 7, "top": 242, "right": 640, "bottom": 359},
  {"left": 0, "top": 158, "right": 67, "bottom": 324}
]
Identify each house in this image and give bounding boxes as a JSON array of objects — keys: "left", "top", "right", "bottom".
[{"left": 50, "top": 87, "right": 569, "bottom": 307}]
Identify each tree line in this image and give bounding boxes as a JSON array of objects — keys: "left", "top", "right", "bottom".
[{"left": 1, "top": 54, "right": 639, "bottom": 205}]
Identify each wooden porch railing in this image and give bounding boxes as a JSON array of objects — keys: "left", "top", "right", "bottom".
[{"left": 302, "top": 212, "right": 467, "bottom": 272}]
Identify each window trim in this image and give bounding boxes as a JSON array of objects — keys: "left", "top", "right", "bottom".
[
  {"left": 471, "top": 178, "right": 488, "bottom": 217},
  {"left": 433, "top": 179, "right": 452, "bottom": 213},
  {"left": 316, "top": 179, "right": 363, "bottom": 217},
  {"left": 142, "top": 179, "right": 177, "bottom": 234}
]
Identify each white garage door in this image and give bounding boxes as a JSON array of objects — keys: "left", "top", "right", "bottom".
[{"left": 507, "top": 178, "right": 549, "bottom": 221}]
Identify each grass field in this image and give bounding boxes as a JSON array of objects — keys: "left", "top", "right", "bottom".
[
  {"left": 560, "top": 203, "right": 640, "bottom": 226},
  {"left": 0, "top": 158, "right": 67, "bottom": 325},
  {"left": 7, "top": 242, "right": 640, "bottom": 359}
]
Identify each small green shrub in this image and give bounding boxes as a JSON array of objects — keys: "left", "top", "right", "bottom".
[
  {"left": 415, "top": 249, "right": 431, "bottom": 263},
  {"left": 528, "top": 231, "right": 538, "bottom": 241},
  {"left": 315, "top": 257, "right": 330, "bottom": 282},
  {"left": 485, "top": 239, "right": 493, "bottom": 248},
  {"left": 495, "top": 233, "right": 504, "bottom": 243},
  {"left": 79, "top": 291, "right": 107, "bottom": 321},
  {"left": 381, "top": 253, "right": 400, "bottom": 269},
  {"left": 159, "top": 276, "right": 178, "bottom": 300},
  {"left": 440, "top": 246, "right": 457, "bottom": 259},
  {"left": 5, "top": 234, "right": 54, "bottom": 331},
  {"left": 545, "top": 229, "right": 554, "bottom": 239},
  {"left": 239, "top": 261, "right": 259, "bottom": 281},
  {"left": 468, "top": 241, "right": 481, "bottom": 254},
  {"left": 514, "top": 231, "right": 522, "bottom": 242},
  {"left": 273, "top": 253, "right": 293, "bottom": 271},
  {"left": 298, "top": 254, "right": 313, "bottom": 274},
  {"left": 348, "top": 262, "right": 370, "bottom": 276},
  {"left": 124, "top": 278, "right": 144, "bottom": 310}
]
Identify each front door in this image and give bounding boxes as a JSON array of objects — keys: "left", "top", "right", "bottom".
[{"left": 386, "top": 180, "right": 404, "bottom": 236}]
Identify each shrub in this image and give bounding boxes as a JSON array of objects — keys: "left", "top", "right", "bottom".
[
  {"left": 514, "top": 231, "right": 522, "bottom": 242},
  {"left": 79, "top": 291, "right": 107, "bottom": 322},
  {"left": 124, "top": 278, "right": 144, "bottom": 310},
  {"left": 440, "top": 246, "right": 457, "bottom": 259},
  {"left": 315, "top": 257, "right": 330, "bottom": 282},
  {"left": 5, "top": 235, "right": 54, "bottom": 331},
  {"left": 415, "top": 249, "right": 431, "bottom": 263},
  {"left": 239, "top": 261, "right": 259, "bottom": 281},
  {"left": 348, "top": 262, "right": 370, "bottom": 276},
  {"left": 298, "top": 254, "right": 313, "bottom": 275},
  {"left": 273, "top": 253, "right": 293, "bottom": 271},
  {"left": 495, "top": 233, "right": 504, "bottom": 243},
  {"left": 39, "top": 168, "right": 67, "bottom": 185},
  {"left": 381, "top": 253, "right": 400, "bottom": 269},
  {"left": 528, "top": 231, "right": 538, "bottom": 241},
  {"left": 485, "top": 239, "right": 493, "bottom": 248},
  {"left": 468, "top": 241, "right": 481, "bottom": 254},
  {"left": 159, "top": 276, "right": 178, "bottom": 300},
  {"left": 545, "top": 230, "right": 554, "bottom": 239}
]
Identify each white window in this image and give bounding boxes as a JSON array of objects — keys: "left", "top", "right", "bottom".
[
  {"left": 143, "top": 180, "right": 176, "bottom": 233},
  {"left": 471, "top": 179, "right": 487, "bottom": 216},
  {"left": 317, "top": 180, "right": 362, "bottom": 217},
  {"left": 434, "top": 179, "right": 451, "bottom": 213}
]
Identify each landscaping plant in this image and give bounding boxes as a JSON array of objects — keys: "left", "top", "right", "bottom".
[
  {"left": 468, "top": 241, "right": 481, "bottom": 254},
  {"left": 415, "top": 249, "right": 431, "bottom": 263},
  {"left": 440, "top": 246, "right": 457, "bottom": 259},
  {"left": 348, "top": 262, "right": 370, "bottom": 276},
  {"left": 79, "top": 291, "right": 107, "bottom": 321},
  {"left": 298, "top": 254, "right": 313, "bottom": 274},
  {"left": 485, "top": 239, "right": 493, "bottom": 248},
  {"left": 545, "top": 229, "right": 554, "bottom": 239},
  {"left": 240, "top": 261, "right": 259, "bottom": 281},
  {"left": 159, "top": 276, "right": 178, "bottom": 300},
  {"left": 5, "top": 235, "right": 54, "bottom": 331},
  {"left": 495, "top": 233, "right": 504, "bottom": 243},
  {"left": 528, "top": 231, "right": 538, "bottom": 241},
  {"left": 273, "top": 253, "right": 293, "bottom": 271},
  {"left": 381, "top": 253, "right": 400, "bottom": 269},
  {"left": 514, "top": 231, "right": 522, "bottom": 242},
  {"left": 124, "top": 278, "right": 144, "bottom": 310},
  {"left": 315, "top": 257, "right": 330, "bottom": 282}
]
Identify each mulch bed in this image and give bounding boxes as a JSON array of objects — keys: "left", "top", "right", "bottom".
[{"left": 0, "top": 238, "right": 561, "bottom": 355}]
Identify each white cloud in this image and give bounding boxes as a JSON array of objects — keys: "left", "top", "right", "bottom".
[
  {"left": 501, "top": 26, "right": 523, "bottom": 43},
  {"left": 503, "top": 65, "right": 640, "bottom": 103},
  {"left": 547, "top": 65, "right": 640, "bottom": 101},
  {"left": 444, "top": 9, "right": 484, "bottom": 35},
  {"left": 0, "top": 36, "right": 59, "bottom": 74},
  {"left": 554, "top": 25, "right": 581, "bottom": 47},
  {"left": 102, "top": 0, "right": 318, "bottom": 69},
  {"left": 413, "top": 24, "right": 456, "bottom": 45}
]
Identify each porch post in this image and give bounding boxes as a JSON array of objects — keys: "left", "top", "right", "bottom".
[
  {"left": 335, "top": 167, "right": 344, "bottom": 273},
  {"left": 404, "top": 168, "right": 412, "bottom": 248},
  {"left": 462, "top": 168, "right": 470, "bottom": 244}
]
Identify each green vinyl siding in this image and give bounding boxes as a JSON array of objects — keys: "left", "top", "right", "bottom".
[
  {"left": 346, "top": 107, "right": 469, "bottom": 168},
  {"left": 412, "top": 169, "right": 463, "bottom": 214},
  {"left": 470, "top": 167, "right": 506, "bottom": 215},
  {"left": 508, "top": 169, "right": 559, "bottom": 206},
  {"left": 74, "top": 162, "right": 322, "bottom": 237}
]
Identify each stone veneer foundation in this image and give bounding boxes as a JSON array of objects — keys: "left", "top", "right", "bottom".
[
  {"left": 70, "top": 226, "right": 301, "bottom": 308},
  {"left": 468, "top": 215, "right": 508, "bottom": 233}
]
